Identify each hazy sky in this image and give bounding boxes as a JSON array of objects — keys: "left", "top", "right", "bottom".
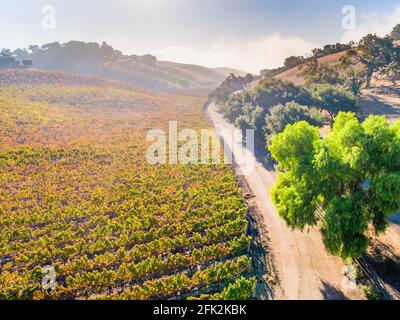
[{"left": 1, "top": 0, "right": 400, "bottom": 72}]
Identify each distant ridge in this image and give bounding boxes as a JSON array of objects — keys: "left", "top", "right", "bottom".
[{"left": 12, "top": 41, "right": 245, "bottom": 92}]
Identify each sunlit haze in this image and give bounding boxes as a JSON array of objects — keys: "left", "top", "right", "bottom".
[{"left": 1, "top": 1, "right": 400, "bottom": 73}]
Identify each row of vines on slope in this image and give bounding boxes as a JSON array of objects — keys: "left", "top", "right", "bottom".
[{"left": 0, "top": 79, "right": 257, "bottom": 300}]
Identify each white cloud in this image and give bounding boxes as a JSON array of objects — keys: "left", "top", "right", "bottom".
[
  {"left": 341, "top": 5, "right": 400, "bottom": 43},
  {"left": 151, "top": 34, "right": 317, "bottom": 74}
]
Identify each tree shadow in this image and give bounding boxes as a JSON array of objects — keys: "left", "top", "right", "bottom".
[
  {"left": 319, "top": 280, "right": 349, "bottom": 300},
  {"left": 365, "top": 239, "right": 400, "bottom": 295},
  {"left": 253, "top": 142, "right": 276, "bottom": 171},
  {"left": 358, "top": 85, "right": 400, "bottom": 120},
  {"left": 357, "top": 94, "right": 400, "bottom": 120},
  {"left": 373, "top": 86, "right": 400, "bottom": 97}
]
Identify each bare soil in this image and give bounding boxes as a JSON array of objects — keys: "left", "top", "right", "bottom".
[{"left": 358, "top": 81, "right": 400, "bottom": 123}]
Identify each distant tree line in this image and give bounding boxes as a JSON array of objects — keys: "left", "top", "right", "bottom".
[
  {"left": 1, "top": 41, "right": 160, "bottom": 72},
  {"left": 208, "top": 73, "right": 254, "bottom": 105},
  {"left": 390, "top": 24, "right": 400, "bottom": 40},
  {"left": 0, "top": 48, "right": 33, "bottom": 68},
  {"left": 260, "top": 42, "right": 353, "bottom": 78}
]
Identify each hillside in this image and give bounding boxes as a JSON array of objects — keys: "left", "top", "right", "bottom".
[
  {"left": 245, "top": 43, "right": 400, "bottom": 124},
  {"left": 274, "top": 53, "right": 400, "bottom": 124},
  {"left": 11, "top": 41, "right": 244, "bottom": 92},
  {"left": 274, "top": 51, "right": 347, "bottom": 85},
  {"left": 0, "top": 68, "right": 260, "bottom": 300},
  {"left": 247, "top": 51, "right": 348, "bottom": 89},
  {"left": 272, "top": 40, "right": 400, "bottom": 85},
  {"left": 0, "top": 68, "right": 150, "bottom": 93}
]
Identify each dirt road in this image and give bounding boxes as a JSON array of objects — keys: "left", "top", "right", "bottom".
[{"left": 207, "top": 102, "right": 364, "bottom": 300}]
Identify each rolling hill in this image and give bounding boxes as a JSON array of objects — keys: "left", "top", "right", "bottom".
[
  {"left": 247, "top": 51, "right": 348, "bottom": 89},
  {"left": 274, "top": 51, "right": 347, "bottom": 85},
  {"left": 12, "top": 41, "right": 245, "bottom": 92}
]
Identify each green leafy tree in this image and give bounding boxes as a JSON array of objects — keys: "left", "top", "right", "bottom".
[
  {"left": 210, "top": 73, "right": 254, "bottom": 105},
  {"left": 390, "top": 24, "right": 400, "bottom": 40},
  {"left": 312, "top": 43, "right": 352, "bottom": 58},
  {"left": 269, "top": 113, "right": 400, "bottom": 259},
  {"left": 284, "top": 56, "right": 306, "bottom": 68},
  {"left": 380, "top": 45, "right": 400, "bottom": 84},
  {"left": 307, "top": 83, "right": 356, "bottom": 126},
  {"left": 341, "top": 34, "right": 395, "bottom": 88},
  {"left": 264, "top": 102, "right": 323, "bottom": 143},
  {"left": 0, "top": 48, "right": 12, "bottom": 57},
  {"left": 300, "top": 59, "right": 342, "bottom": 85},
  {"left": 28, "top": 45, "right": 40, "bottom": 53},
  {"left": 253, "top": 78, "right": 311, "bottom": 107},
  {"left": 234, "top": 103, "right": 264, "bottom": 140},
  {"left": 342, "top": 69, "right": 365, "bottom": 96},
  {"left": 41, "top": 42, "right": 62, "bottom": 51},
  {"left": 220, "top": 78, "right": 313, "bottom": 144},
  {"left": 220, "top": 91, "right": 253, "bottom": 123}
]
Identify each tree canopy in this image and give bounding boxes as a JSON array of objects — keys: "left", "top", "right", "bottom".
[
  {"left": 219, "top": 78, "right": 317, "bottom": 142},
  {"left": 264, "top": 102, "right": 323, "bottom": 142},
  {"left": 307, "top": 83, "right": 357, "bottom": 125},
  {"left": 300, "top": 59, "right": 342, "bottom": 86},
  {"left": 0, "top": 49, "right": 13, "bottom": 58},
  {"left": 269, "top": 113, "right": 400, "bottom": 258},
  {"left": 209, "top": 73, "right": 254, "bottom": 105},
  {"left": 341, "top": 34, "right": 397, "bottom": 88},
  {"left": 284, "top": 56, "right": 306, "bottom": 69},
  {"left": 390, "top": 24, "right": 400, "bottom": 40}
]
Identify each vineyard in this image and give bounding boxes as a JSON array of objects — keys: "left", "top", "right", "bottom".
[{"left": 0, "top": 70, "right": 257, "bottom": 300}]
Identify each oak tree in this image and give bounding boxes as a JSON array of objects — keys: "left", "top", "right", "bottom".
[
  {"left": 269, "top": 113, "right": 400, "bottom": 258},
  {"left": 342, "top": 34, "right": 395, "bottom": 88}
]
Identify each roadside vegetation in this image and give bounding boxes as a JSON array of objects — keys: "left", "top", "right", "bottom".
[
  {"left": 212, "top": 26, "right": 400, "bottom": 146},
  {"left": 208, "top": 73, "right": 254, "bottom": 105}
]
